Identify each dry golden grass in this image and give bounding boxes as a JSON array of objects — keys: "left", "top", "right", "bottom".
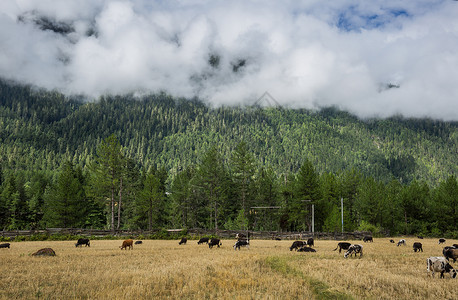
[{"left": 0, "top": 238, "right": 457, "bottom": 299}]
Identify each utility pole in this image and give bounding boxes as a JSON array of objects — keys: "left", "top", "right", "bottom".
[{"left": 341, "top": 197, "right": 344, "bottom": 232}]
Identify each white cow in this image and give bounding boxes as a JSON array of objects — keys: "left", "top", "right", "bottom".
[{"left": 427, "top": 256, "right": 457, "bottom": 279}]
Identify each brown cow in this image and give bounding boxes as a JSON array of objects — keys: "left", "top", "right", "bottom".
[{"left": 120, "top": 239, "right": 133, "bottom": 250}]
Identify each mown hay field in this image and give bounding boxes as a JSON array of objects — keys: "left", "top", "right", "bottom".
[{"left": 0, "top": 238, "right": 457, "bottom": 299}]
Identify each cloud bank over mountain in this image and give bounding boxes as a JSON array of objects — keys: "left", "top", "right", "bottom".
[{"left": 1, "top": 0, "right": 458, "bottom": 120}]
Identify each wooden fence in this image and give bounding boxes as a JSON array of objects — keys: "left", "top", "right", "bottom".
[{"left": 0, "top": 228, "right": 372, "bottom": 241}]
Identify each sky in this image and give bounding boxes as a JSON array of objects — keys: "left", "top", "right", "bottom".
[{"left": 1, "top": 0, "right": 458, "bottom": 120}]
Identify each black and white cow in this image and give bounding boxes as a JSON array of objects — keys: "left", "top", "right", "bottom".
[
  {"left": 198, "top": 237, "right": 210, "bottom": 245},
  {"left": 333, "top": 242, "right": 352, "bottom": 253},
  {"left": 0, "top": 243, "right": 10, "bottom": 249},
  {"left": 438, "top": 238, "right": 446, "bottom": 244},
  {"left": 397, "top": 239, "right": 406, "bottom": 246},
  {"left": 234, "top": 239, "right": 249, "bottom": 250},
  {"left": 178, "top": 237, "right": 187, "bottom": 245},
  {"left": 75, "top": 238, "right": 90, "bottom": 247},
  {"left": 235, "top": 233, "right": 246, "bottom": 240},
  {"left": 427, "top": 256, "right": 457, "bottom": 278},
  {"left": 297, "top": 246, "right": 316, "bottom": 252},
  {"left": 363, "top": 236, "right": 373, "bottom": 242},
  {"left": 413, "top": 242, "right": 423, "bottom": 252},
  {"left": 289, "top": 241, "right": 307, "bottom": 251},
  {"left": 344, "top": 244, "right": 363, "bottom": 258},
  {"left": 208, "top": 238, "right": 222, "bottom": 249}
]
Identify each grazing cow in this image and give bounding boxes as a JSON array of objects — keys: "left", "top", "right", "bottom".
[
  {"left": 197, "top": 237, "right": 210, "bottom": 245},
  {"left": 135, "top": 241, "right": 142, "bottom": 245},
  {"left": 32, "top": 248, "right": 56, "bottom": 256},
  {"left": 297, "top": 246, "right": 316, "bottom": 252},
  {"left": 453, "top": 244, "right": 458, "bottom": 248},
  {"left": 363, "top": 236, "right": 373, "bottom": 243},
  {"left": 290, "top": 241, "right": 307, "bottom": 251},
  {"left": 307, "top": 238, "right": 314, "bottom": 247},
  {"left": 438, "top": 238, "right": 446, "bottom": 244},
  {"left": 413, "top": 242, "right": 423, "bottom": 252},
  {"left": 444, "top": 248, "right": 458, "bottom": 263},
  {"left": 397, "top": 239, "right": 406, "bottom": 246},
  {"left": 234, "top": 239, "right": 249, "bottom": 250},
  {"left": 344, "top": 244, "right": 363, "bottom": 258},
  {"left": 120, "top": 239, "right": 133, "bottom": 250},
  {"left": 208, "top": 238, "right": 222, "bottom": 249},
  {"left": 390, "top": 239, "right": 395, "bottom": 243},
  {"left": 333, "top": 242, "right": 352, "bottom": 253},
  {"left": 427, "top": 257, "right": 457, "bottom": 278},
  {"left": 179, "top": 237, "right": 187, "bottom": 245},
  {"left": 417, "top": 236, "right": 423, "bottom": 239},
  {"left": 75, "top": 238, "right": 90, "bottom": 247},
  {"left": 0, "top": 243, "right": 10, "bottom": 249}
]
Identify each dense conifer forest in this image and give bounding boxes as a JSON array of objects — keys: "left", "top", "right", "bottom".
[{"left": 0, "top": 80, "right": 457, "bottom": 237}]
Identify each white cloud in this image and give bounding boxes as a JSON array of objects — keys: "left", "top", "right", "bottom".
[{"left": 0, "top": 0, "right": 458, "bottom": 120}]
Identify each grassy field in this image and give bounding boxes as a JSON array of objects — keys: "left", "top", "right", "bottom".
[{"left": 0, "top": 238, "right": 457, "bottom": 299}]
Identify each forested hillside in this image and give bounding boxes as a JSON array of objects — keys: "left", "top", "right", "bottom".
[{"left": 1, "top": 80, "right": 457, "bottom": 236}]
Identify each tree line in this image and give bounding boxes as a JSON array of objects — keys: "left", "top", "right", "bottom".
[
  {"left": 1, "top": 134, "right": 456, "bottom": 237},
  {"left": 0, "top": 80, "right": 457, "bottom": 236}
]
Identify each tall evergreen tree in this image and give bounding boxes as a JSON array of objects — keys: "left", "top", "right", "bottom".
[
  {"left": 194, "top": 146, "right": 229, "bottom": 230},
  {"left": 88, "top": 134, "right": 126, "bottom": 231},
  {"left": 290, "top": 159, "right": 321, "bottom": 231},
  {"left": 42, "top": 161, "right": 86, "bottom": 228},
  {"left": 231, "top": 141, "right": 256, "bottom": 215}
]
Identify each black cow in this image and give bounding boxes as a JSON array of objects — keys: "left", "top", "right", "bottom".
[
  {"left": 363, "top": 236, "right": 373, "bottom": 242},
  {"left": 438, "top": 238, "right": 446, "bottom": 244},
  {"left": 413, "top": 242, "right": 423, "bottom": 252},
  {"left": 75, "top": 238, "right": 90, "bottom": 247},
  {"left": 344, "top": 244, "right": 363, "bottom": 258},
  {"left": 179, "top": 237, "right": 187, "bottom": 245},
  {"left": 135, "top": 241, "right": 143, "bottom": 245},
  {"left": 234, "top": 239, "right": 249, "bottom": 250},
  {"left": 333, "top": 242, "right": 352, "bottom": 253},
  {"left": 208, "top": 238, "right": 222, "bottom": 249},
  {"left": 297, "top": 246, "right": 316, "bottom": 252},
  {"left": 198, "top": 237, "right": 210, "bottom": 245},
  {"left": 390, "top": 239, "right": 395, "bottom": 243},
  {"left": 453, "top": 244, "right": 458, "bottom": 248},
  {"left": 417, "top": 236, "right": 423, "bottom": 239},
  {"left": 0, "top": 243, "right": 10, "bottom": 249},
  {"left": 307, "top": 238, "right": 314, "bottom": 247},
  {"left": 290, "top": 241, "right": 306, "bottom": 251}
]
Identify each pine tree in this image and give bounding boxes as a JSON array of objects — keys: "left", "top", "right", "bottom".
[
  {"left": 88, "top": 134, "right": 126, "bottom": 231},
  {"left": 42, "top": 161, "right": 86, "bottom": 228}
]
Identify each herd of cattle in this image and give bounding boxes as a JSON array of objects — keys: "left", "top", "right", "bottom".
[{"left": 1, "top": 235, "right": 457, "bottom": 278}]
